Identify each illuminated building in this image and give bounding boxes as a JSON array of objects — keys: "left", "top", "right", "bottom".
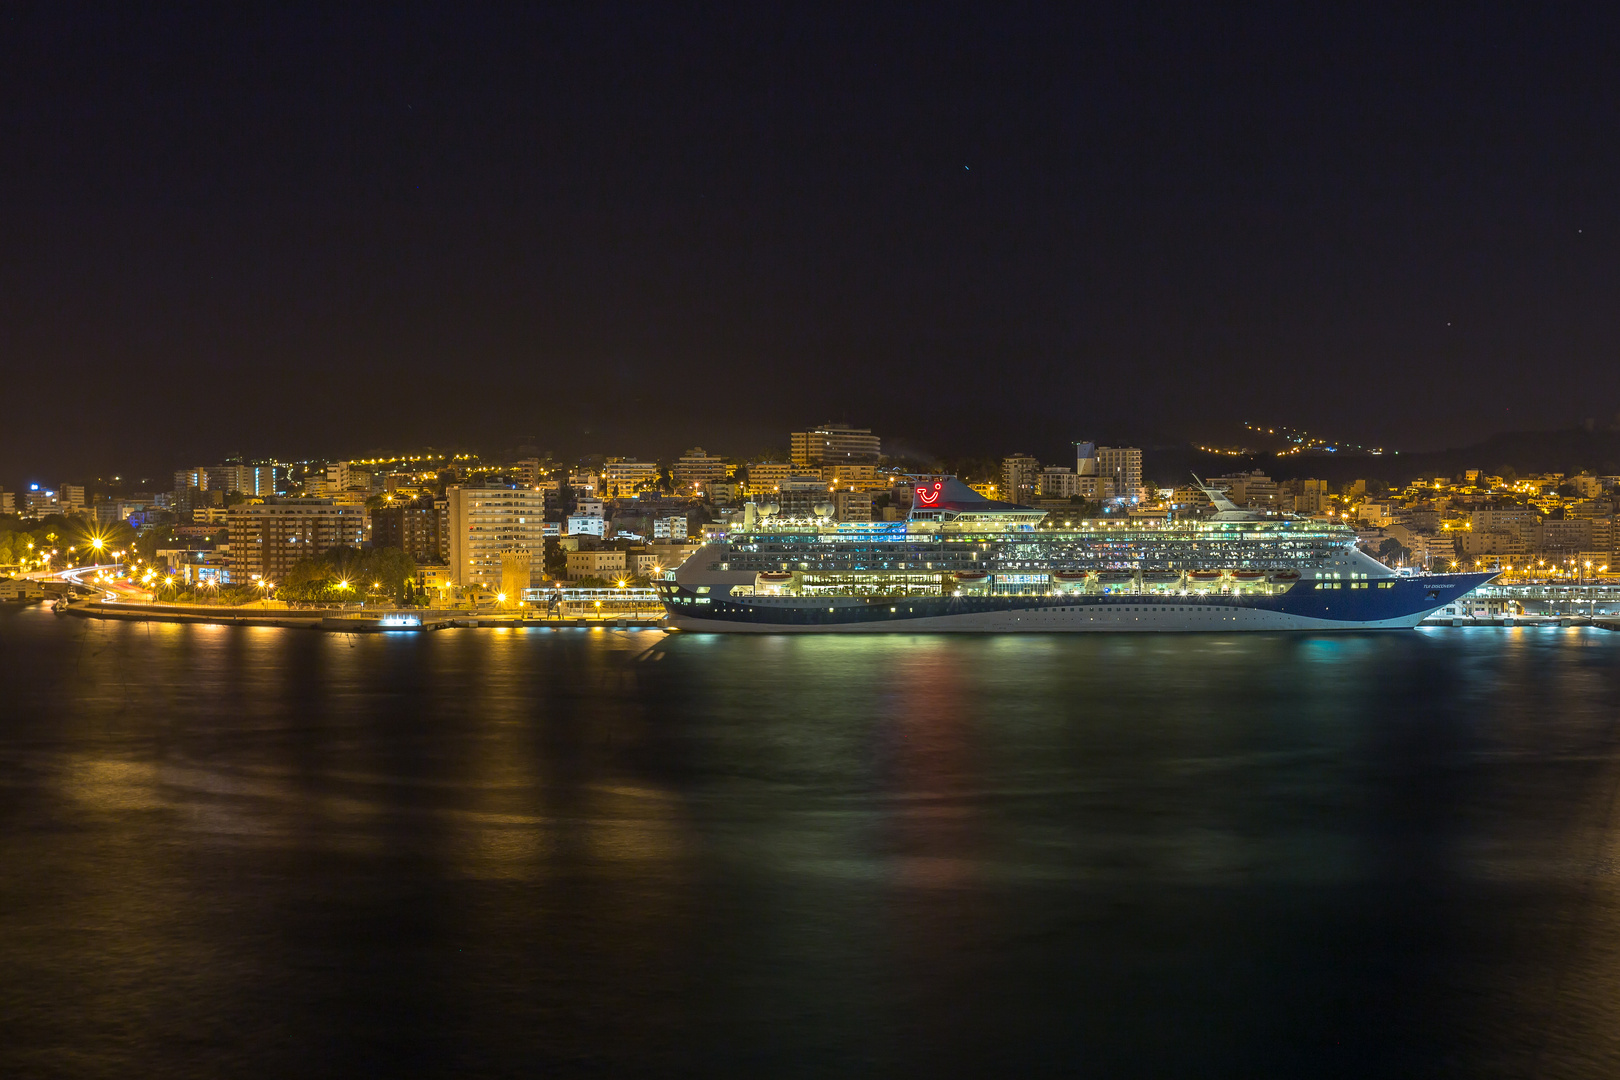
[
  {"left": 600, "top": 459, "right": 658, "bottom": 498},
  {"left": 1001, "top": 454, "right": 1040, "bottom": 504},
  {"left": 227, "top": 499, "right": 366, "bottom": 582},
  {"left": 790, "top": 424, "right": 881, "bottom": 470},
  {"left": 745, "top": 461, "right": 791, "bottom": 497},
  {"left": 671, "top": 448, "right": 726, "bottom": 495},
  {"left": 653, "top": 515, "right": 688, "bottom": 539},
  {"left": 445, "top": 485, "right": 549, "bottom": 589},
  {"left": 566, "top": 549, "right": 627, "bottom": 580}
]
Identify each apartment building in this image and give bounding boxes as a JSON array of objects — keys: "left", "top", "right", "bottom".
[
  {"left": 1038, "top": 467, "right": 1079, "bottom": 499},
  {"left": 790, "top": 424, "right": 881, "bottom": 470},
  {"left": 672, "top": 448, "right": 727, "bottom": 495},
  {"left": 1001, "top": 455, "right": 1041, "bottom": 504},
  {"left": 599, "top": 459, "right": 659, "bottom": 498},
  {"left": 745, "top": 461, "right": 791, "bottom": 497},
  {"left": 832, "top": 489, "right": 874, "bottom": 522},
  {"left": 227, "top": 500, "right": 366, "bottom": 582},
  {"left": 445, "top": 485, "right": 550, "bottom": 589},
  {"left": 566, "top": 550, "right": 628, "bottom": 581},
  {"left": 1082, "top": 443, "right": 1146, "bottom": 501},
  {"left": 369, "top": 499, "right": 449, "bottom": 564}
]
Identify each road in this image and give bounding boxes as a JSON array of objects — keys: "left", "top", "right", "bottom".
[{"left": 57, "top": 562, "right": 154, "bottom": 603}]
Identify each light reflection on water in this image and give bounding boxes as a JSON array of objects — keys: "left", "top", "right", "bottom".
[{"left": 3, "top": 606, "right": 1620, "bottom": 1077}]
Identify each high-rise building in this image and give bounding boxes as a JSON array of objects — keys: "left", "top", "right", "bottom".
[
  {"left": 203, "top": 464, "right": 283, "bottom": 496},
  {"left": 1087, "top": 445, "right": 1142, "bottom": 503},
  {"left": 173, "top": 467, "right": 207, "bottom": 494},
  {"left": 227, "top": 500, "right": 366, "bottom": 583},
  {"left": 790, "top": 425, "right": 881, "bottom": 470},
  {"left": 1001, "top": 454, "right": 1041, "bottom": 504},
  {"left": 671, "top": 448, "right": 727, "bottom": 496},
  {"left": 445, "top": 486, "right": 550, "bottom": 589},
  {"left": 369, "top": 498, "right": 449, "bottom": 564},
  {"left": 0, "top": 489, "right": 13, "bottom": 515}
]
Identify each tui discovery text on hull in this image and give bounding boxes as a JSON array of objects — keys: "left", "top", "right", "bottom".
[{"left": 654, "top": 477, "right": 1495, "bottom": 633}]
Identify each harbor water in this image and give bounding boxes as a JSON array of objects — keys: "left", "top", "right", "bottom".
[{"left": 4, "top": 605, "right": 1620, "bottom": 1077}]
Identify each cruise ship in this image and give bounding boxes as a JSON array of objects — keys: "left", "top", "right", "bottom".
[{"left": 654, "top": 477, "right": 1495, "bottom": 633}]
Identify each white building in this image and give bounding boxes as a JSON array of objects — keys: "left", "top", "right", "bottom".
[
  {"left": 567, "top": 514, "right": 607, "bottom": 537},
  {"left": 653, "top": 515, "right": 688, "bottom": 539},
  {"left": 1038, "top": 467, "right": 1079, "bottom": 499}
]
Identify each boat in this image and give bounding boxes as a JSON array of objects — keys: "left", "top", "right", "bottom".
[{"left": 654, "top": 476, "right": 1496, "bottom": 632}]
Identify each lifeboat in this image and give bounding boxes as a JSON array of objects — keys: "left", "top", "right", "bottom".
[
  {"left": 1230, "top": 571, "right": 1265, "bottom": 582},
  {"left": 757, "top": 571, "right": 794, "bottom": 583},
  {"left": 954, "top": 571, "right": 992, "bottom": 584},
  {"left": 1141, "top": 572, "right": 1180, "bottom": 585},
  {"left": 1267, "top": 570, "right": 1301, "bottom": 583},
  {"left": 1096, "top": 572, "right": 1134, "bottom": 585},
  {"left": 1188, "top": 570, "right": 1223, "bottom": 582},
  {"left": 1052, "top": 571, "right": 1089, "bottom": 584}
]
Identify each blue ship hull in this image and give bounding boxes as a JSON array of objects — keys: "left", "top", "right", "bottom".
[{"left": 657, "top": 573, "right": 1498, "bottom": 633}]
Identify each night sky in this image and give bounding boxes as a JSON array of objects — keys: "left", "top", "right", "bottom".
[{"left": 5, "top": 4, "right": 1620, "bottom": 481}]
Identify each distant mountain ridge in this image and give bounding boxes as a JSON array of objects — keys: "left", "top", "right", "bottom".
[{"left": 1149, "top": 427, "right": 1620, "bottom": 488}]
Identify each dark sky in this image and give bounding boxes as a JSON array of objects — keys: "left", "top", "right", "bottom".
[{"left": 5, "top": 4, "right": 1620, "bottom": 482}]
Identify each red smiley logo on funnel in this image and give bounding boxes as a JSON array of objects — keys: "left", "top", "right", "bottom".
[{"left": 915, "top": 481, "right": 944, "bottom": 506}]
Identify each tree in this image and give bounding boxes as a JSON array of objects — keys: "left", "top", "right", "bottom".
[
  {"left": 278, "top": 545, "right": 417, "bottom": 604},
  {"left": 543, "top": 536, "right": 567, "bottom": 579},
  {"left": 1378, "top": 538, "right": 1409, "bottom": 563}
]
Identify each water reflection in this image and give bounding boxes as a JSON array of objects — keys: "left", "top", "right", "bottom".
[{"left": 5, "top": 608, "right": 1620, "bottom": 1075}]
